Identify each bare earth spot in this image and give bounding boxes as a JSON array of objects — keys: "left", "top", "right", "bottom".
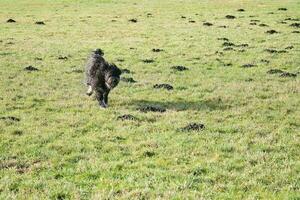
[
  {"left": 290, "top": 23, "right": 300, "bottom": 28},
  {"left": 260, "top": 59, "right": 270, "bottom": 64},
  {"left": 171, "top": 65, "right": 189, "bottom": 71},
  {"left": 153, "top": 84, "right": 174, "bottom": 90},
  {"left": 223, "top": 42, "right": 235, "bottom": 47},
  {"left": 138, "top": 105, "right": 166, "bottom": 113},
  {"left": 24, "top": 66, "right": 39, "bottom": 71},
  {"left": 242, "top": 64, "right": 256, "bottom": 68},
  {"left": 245, "top": 78, "right": 253, "bottom": 82},
  {"left": 121, "top": 77, "right": 136, "bottom": 83},
  {"left": 278, "top": 8, "right": 287, "bottom": 11},
  {"left": 116, "top": 58, "right": 124, "bottom": 62},
  {"left": 203, "top": 22, "right": 213, "bottom": 26},
  {"left": 129, "top": 18, "right": 137, "bottom": 23},
  {"left": 71, "top": 69, "right": 83, "bottom": 73},
  {"left": 236, "top": 43, "right": 249, "bottom": 47},
  {"left": 143, "top": 151, "right": 155, "bottom": 157},
  {"left": 0, "top": 116, "right": 20, "bottom": 122},
  {"left": 12, "top": 130, "right": 23, "bottom": 136},
  {"left": 226, "top": 15, "right": 236, "bottom": 19},
  {"left": 267, "top": 69, "right": 285, "bottom": 74},
  {"left": 35, "top": 21, "right": 45, "bottom": 25},
  {"left": 223, "top": 47, "right": 234, "bottom": 51},
  {"left": 142, "top": 59, "right": 155, "bottom": 63},
  {"left": 180, "top": 123, "right": 205, "bottom": 132},
  {"left": 58, "top": 56, "right": 68, "bottom": 60},
  {"left": 280, "top": 72, "right": 297, "bottom": 78},
  {"left": 152, "top": 48, "right": 164, "bottom": 52},
  {"left": 117, "top": 114, "right": 137, "bottom": 121},
  {"left": 285, "top": 18, "right": 300, "bottom": 21},
  {"left": 266, "top": 30, "right": 279, "bottom": 34},
  {"left": 265, "top": 49, "right": 287, "bottom": 54},
  {"left": 259, "top": 23, "right": 268, "bottom": 27},
  {"left": 285, "top": 46, "right": 294, "bottom": 49},
  {"left": 218, "top": 37, "right": 229, "bottom": 41},
  {"left": 7, "top": 19, "right": 16, "bottom": 23}
]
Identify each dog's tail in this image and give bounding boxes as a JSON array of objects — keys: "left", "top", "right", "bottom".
[{"left": 94, "top": 48, "right": 104, "bottom": 56}]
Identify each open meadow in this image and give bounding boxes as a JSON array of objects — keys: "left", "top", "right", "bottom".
[{"left": 0, "top": 0, "right": 299, "bottom": 199}]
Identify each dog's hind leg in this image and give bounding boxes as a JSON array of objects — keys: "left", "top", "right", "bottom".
[{"left": 86, "top": 85, "right": 94, "bottom": 96}]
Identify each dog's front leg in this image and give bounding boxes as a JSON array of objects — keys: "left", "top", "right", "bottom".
[
  {"left": 95, "top": 90, "right": 107, "bottom": 108},
  {"left": 103, "top": 90, "right": 110, "bottom": 107}
]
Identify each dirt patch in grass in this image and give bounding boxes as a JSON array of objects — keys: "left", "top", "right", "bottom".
[
  {"left": 0, "top": 116, "right": 20, "bottom": 122},
  {"left": 35, "top": 21, "right": 45, "bottom": 25},
  {"left": 24, "top": 66, "right": 39, "bottom": 71},
  {"left": 242, "top": 64, "right": 256, "bottom": 68},
  {"left": 121, "top": 77, "right": 137, "bottom": 83},
  {"left": 138, "top": 105, "right": 166, "bottom": 113},
  {"left": 58, "top": 56, "right": 68, "bottom": 60},
  {"left": 218, "top": 37, "right": 229, "bottom": 41},
  {"left": 143, "top": 151, "right": 155, "bottom": 157},
  {"left": 153, "top": 83, "right": 173, "bottom": 90},
  {"left": 290, "top": 23, "right": 300, "bottom": 28},
  {"left": 223, "top": 47, "right": 234, "bottom": 51},
  {"left": 260, "top": 59, "right": 270, "bottom": 64},
  {"left": 142, "top": 59, "right": 155, "bottom": 63},
  {"left": 129, "top": 18, "right": 137, "bottom": 23},
  {"left": 266, "top": 30, "right": 279, "bottom": 34},
  {"left": 7, "top": 19, "right": 16, "bottom": 23},
  {"left": 117, "top": 114, "right": 137, "bottom": 121},
  {"left": 265, "top": 49, "right": 287, "bottom": 54},
  {"left": 225, "top": 15, "right": 236, "bottom": 19},
  {"left": 280, "top": 72, "right": 297, "bottom": 78},
  {"left": 222, "top": 42, "right": 235, "bottom": 47},
  {"left": 278, "top": 8, "right": 287, "bottom": 11},
  {"left": 284, "top": 46, "right": 293, "bottom": 50},
  {"left": 259, "top": 23, "right": 268, "bottom": 27},
  {"left": 180, "top": 123, "right": 205, "bottom": 132},
  {"left": 203, "top": 22, "right": 213, "bottom": 26},
  {"left": 152, "top": 48, "right": 164, "bottom": 52},
  {"left": 171, "top": 65, "right": 189, "bottom": 71},
  {"left": 267, "top": 69, "right": 285, "bottom": 74}
]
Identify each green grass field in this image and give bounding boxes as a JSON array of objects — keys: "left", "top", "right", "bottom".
[{"left": 0, "top": 0, "right": 299, "bottom": 199}]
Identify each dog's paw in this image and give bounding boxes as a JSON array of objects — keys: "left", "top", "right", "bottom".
[{"left": 99, "top": 102, "right": 108, "bottom": 108}]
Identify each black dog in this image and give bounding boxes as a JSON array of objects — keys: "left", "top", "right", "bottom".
[{"left": 85, "top": 49, "right": 121, "bottom": 108}]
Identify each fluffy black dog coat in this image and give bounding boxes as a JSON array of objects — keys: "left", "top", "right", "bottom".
[{"left": 85, "top": 49, "right": 121, "bottom": 108}]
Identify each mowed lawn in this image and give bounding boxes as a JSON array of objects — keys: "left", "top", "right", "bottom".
[{"left": 0, "top": 0, "right": 299, "bottom": 199}]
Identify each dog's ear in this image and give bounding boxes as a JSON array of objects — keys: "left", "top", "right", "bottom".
[{"left": 94, "top": 49, "right": 104, "bottom": 56}]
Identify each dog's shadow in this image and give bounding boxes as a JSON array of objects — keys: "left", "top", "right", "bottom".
[{"left": 131, "top": 98, "right": 231, "bottom": 112}]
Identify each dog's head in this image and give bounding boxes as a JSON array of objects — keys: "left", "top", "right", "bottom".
[
  {"left": 105, "top": 63, "right": 122, "bottom": 90},
  {"left": 93, "top": 48, "right": 104, "bottom": 56}
]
